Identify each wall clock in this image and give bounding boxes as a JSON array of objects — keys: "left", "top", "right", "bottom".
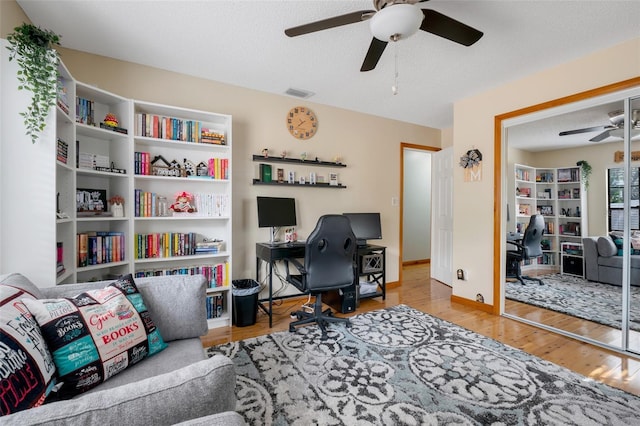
[{"left": 287, "top": 106, "right": 318, "bottom": 140}]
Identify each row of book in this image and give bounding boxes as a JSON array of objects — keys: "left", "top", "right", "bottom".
[
  {"left": 134, "top": 262, "right": 229, "bottom": 288},
  {"left": 206, "top": 294, "right": 225, "bottom": 320},
  {"left": 57, "top": 76, "right": 70, "bottom": 115},
  {"left": 134, "top": 232, "right": 205, "bottom": 259},
  {"left": 57, "top": 138, "right": 68, "bottom": 164},
  {"left": 134, "top": 152, "right": 229, "bottom": 180},
  {"left": 523, "top": 253, "right": 557, "bottom": 265},
  {"left": 76, "top": 97, "right": 96, "bottom": 125},
  {"left": 77, "top": 232, "right": 125, "bottom": 267},
  {"left": 134, "top": 190, "right": 229, "bottom": 217},
  {"left": 135, "top": 113, "right": 226, "bottom": 145}
]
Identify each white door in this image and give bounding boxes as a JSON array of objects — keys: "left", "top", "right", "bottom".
[{"left": 430, "top": 147, "right": 453, "bottom": 285}]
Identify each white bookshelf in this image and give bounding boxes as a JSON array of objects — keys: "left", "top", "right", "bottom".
[
  {"left": 513, "top": 164, "right": 588, "bottom": 273},
  {"left": 1, "top": 42, "right": 233, "bottom": 328}
]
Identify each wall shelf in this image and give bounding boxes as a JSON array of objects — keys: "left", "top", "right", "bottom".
[
  {"left": 252, "top": 155, "right": 346, "bottom": 168},
  {"left": 252, "top": 179, "right": 346, "bottom": 189}
]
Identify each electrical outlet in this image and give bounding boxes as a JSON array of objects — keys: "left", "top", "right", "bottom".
[
  {"left": 456, "top": 269, "right": 466, "bottom": 280},
  {"left": 391, "top": 197, "right": 399, "bottom": 206}
]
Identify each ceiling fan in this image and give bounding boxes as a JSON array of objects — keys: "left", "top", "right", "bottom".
[
  {"left": 284, "top": 0, "right": 483, "bottom": 72},
  {"left": 559, "top": 109, "right": 640, "bottom": 142}
]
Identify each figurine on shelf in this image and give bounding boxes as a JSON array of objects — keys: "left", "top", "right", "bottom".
[
  {"left": 103, "top": 113, "right": 119, "bottom": 127},
  {"left": 333, "top": 155, "right": 342, "bottom": 164},
  {"left": 109, "top": 195, "right": 125, "bottom": 217},
  {"left": 280, "top": 150, "right": 287, "bottom": 159},
  {"left": 169, "top": 191, "right": 195, "bottom": 213},
  {"left": 262, "top": 148, "right": 269, "bottom": 158},
  {"left": 300, "top": 152, "right": 307, "bottom": 161}
]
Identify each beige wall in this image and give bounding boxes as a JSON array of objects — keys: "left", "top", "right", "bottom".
[
  {"left": 54, "top": 48, "right": 440, "bottom": 285},
  {"left": 0, "top": 0, "right": 29, "bottom": 37},
  {"left": 452, "top": 37, "right": 640, "bottom": 304}
]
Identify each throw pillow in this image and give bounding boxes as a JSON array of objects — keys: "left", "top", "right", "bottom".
[
  {"left": 608, "top": 232, "right": 640, "bottom": 256},
  {"left": 597, "top": 236, "right": 618, "bottom": 258},
  {"left": 0, "top": 282, "right": 57, "bottom": 416},
  {"left": 22, "top": 274, "right": 167, "bottom": 398}
]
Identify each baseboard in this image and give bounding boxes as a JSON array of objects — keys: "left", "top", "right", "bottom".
[{"left": 450, "top": 295, "right": 495, "bottom": 314}]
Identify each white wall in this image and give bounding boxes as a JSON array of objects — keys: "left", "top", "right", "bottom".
[
  {"left": 452, "top": 37, "right": 640, "bottom": 305},
  {"left": 403, "top": 149, "right": 431, "bottom": 261}
]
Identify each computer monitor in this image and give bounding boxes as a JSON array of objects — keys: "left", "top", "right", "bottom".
[
  {"left": 257, "top": 196, "right": 297, "bottom": 243},
  {"left": 343, "top": 212, "right": 382, "bottom": 246}
]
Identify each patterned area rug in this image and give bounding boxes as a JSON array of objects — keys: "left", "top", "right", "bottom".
[
  {"left": 206, "top": 305, "right": 640, "bottom": 425},
  {"left": 505, "top": 274, "right": 640, "bottom": 331}
]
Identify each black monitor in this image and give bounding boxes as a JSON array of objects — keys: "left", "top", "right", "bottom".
[
  {"left": 257, "top": 196, "right": 297, "bottom": 243},
  {"left": 343, "top": 212, "right": 382, "bottom": 246}
]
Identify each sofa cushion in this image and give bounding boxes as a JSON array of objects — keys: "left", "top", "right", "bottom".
[
  {"left": 0, "top": 278, "right": 57, "bottom": 416},
  {"left": 22, "top": 274, "right": 167, "bottom": 398},
  {"left": 1, "top": 355, "right": 238, "bottom": 426},
  {"left": 597, "top": 236, "right": 618, "bottom": 257}
]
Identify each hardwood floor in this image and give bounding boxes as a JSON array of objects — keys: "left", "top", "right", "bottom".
[{"left": 202, "top": 264, "right": 640, "bottom": 397}]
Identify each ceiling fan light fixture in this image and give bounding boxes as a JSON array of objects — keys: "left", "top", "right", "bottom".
[{"left": 370, "top": 4, "right": 423, "bottom": 42}]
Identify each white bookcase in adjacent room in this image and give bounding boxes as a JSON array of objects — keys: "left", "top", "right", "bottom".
[{"left": 513, "top": 164, "right": 588, "bottom": 273}]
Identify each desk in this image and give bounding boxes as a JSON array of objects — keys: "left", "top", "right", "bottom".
[
  {"left": 256, "top": 242, "right": 386, "bottom": 327},
  {"left": 256, "top": 242, "right": 306, "bottom": 327}
]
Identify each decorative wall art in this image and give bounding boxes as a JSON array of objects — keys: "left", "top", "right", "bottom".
[{"left": 459, "top": 148, "right": 483, "bottom": 182}]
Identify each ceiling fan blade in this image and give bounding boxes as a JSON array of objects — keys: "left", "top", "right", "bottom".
[
  {"left": 589, "top": 130, "right": 612, "bottom": 142},
  {"left": 558, "top": 125, "right": 610, "bottom": 137},
  {"left": 285, "top": 10, "right": 375, "bottom": 37},
  {"left": 420, "top": 9, "right": 483, "bottom": 46},
  {"left": 360, "top": 38, "right": 388, "bottom": 72}
]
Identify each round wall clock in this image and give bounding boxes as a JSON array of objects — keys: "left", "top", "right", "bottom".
[{"left": 287, "top": 106, "right": 318, "bottom": 140}]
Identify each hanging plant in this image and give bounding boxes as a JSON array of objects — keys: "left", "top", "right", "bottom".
[
  {"left": 6, "top": 23, "right": 61, "bottom": 144},
  {"left": 576, "top": 160, "right": 592, "bottom": 190}
]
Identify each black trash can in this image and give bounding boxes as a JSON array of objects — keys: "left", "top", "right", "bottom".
[{"left": 232, "top": 279, "right": 260, "bottom": 327}]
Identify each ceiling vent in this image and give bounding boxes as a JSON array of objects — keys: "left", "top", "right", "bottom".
[{"left": 285, "top": 88, "right": 315, "bottom": 99}]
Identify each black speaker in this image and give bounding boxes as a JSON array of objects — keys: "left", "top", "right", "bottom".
[
  {"left": 339, "top": 290, "right": 357, "bottom": 313},
  {"left": 324, "top": 287, "right": 357, "bottom": 314}
]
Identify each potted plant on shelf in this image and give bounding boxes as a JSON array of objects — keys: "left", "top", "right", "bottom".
[
  {"left": 576, "top": 160, "right": 592, "bottom": 190},
  {"left": 6, "top": 23, "right": 61, "bottom": 143}
]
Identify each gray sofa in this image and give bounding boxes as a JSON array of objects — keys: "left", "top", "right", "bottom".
[
  {"left": 1, "top": 273, "right": 245, "bottom": 425},
  {"left": 583, "top": 236, "right": 640, "bottom": 286}
]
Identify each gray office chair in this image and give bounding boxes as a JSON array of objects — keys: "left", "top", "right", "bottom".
[
  {"left": 283, "top": 214, "right": 357, "bottom": 340},
  {"left": 507, "top": 214, "right": 545, "bottom": 285}
]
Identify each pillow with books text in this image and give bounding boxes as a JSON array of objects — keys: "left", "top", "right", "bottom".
[
  {"left": 22, "top": 274, "right": 167, "bottom": 398},
  {"left": 0, "top": 280, "right": 57, "bottom": 416}
]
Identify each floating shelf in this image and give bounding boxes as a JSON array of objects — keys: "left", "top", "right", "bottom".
[
  {"left": 252, "top": 179, "right": 346, "bottom": 189},
  {"left": 252, "top": 155, "right": 346, "bottom": 168}
]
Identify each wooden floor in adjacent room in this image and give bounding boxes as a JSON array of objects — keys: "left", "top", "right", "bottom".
[{"left": 202, "top": 264, "right": 640, "bottom": 397}]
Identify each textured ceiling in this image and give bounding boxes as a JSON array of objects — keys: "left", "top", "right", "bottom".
[{"left": 15, "top": 0, "right": 640, "bottom": 149}]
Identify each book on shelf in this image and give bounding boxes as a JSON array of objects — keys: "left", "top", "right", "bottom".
[
  {"left": 77, "top": 232, "right": 125, "bottom": 266},
  {"left": 56, "top": 242, "right": 65, "bottom": 277},
  {"left": 134, "top": 262, "right": 229, "bottom": 288},
  {"left": 260, "top": 164, "right": 272, "bottom": 182}
]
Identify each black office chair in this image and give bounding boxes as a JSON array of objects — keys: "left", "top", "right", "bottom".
[
  {"left": 507, "top": 214, "right": 545, "bottom": 285},
  {"left": 283, "top": 214, "right": 357, "bottom": 340}
]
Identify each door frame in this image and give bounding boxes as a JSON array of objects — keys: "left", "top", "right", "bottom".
[
  {"left": 493, "top": 76, "right": 640, "bottom": 314},
  {"left": 399, "top": 142, "right": 440, "bottom": 284}
]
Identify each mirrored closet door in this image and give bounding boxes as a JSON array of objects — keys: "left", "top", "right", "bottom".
[{"left": 501, "top": 86, "right": 640, "bottom": 356}]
